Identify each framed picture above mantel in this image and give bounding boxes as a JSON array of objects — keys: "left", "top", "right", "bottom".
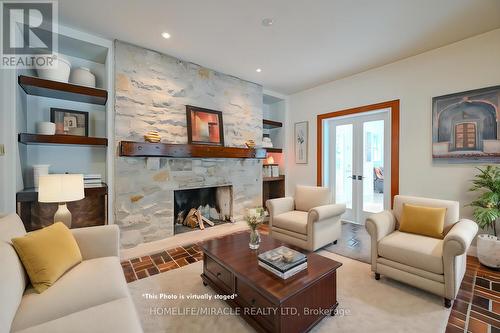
[
  {"left": 432, "top": 85, "right": 500, "bottom": 163},
  {"left": 186, "top": 105, "right": 224, "bottom": 146}
]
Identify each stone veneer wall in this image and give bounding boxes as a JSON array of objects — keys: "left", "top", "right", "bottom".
[{"left": 114, "top": 41, "right": 263, "bottom": 248}]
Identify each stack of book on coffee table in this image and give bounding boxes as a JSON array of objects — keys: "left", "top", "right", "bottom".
[{"left": 257, "top": 246, "right": 307, "bottom": 279}]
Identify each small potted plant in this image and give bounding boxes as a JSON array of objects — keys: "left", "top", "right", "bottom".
[
  {"left": 245, "top": 207, "right": 266, "bottom": 250},
  {"left": 468, "top": 165, "right": 500, "bottom": 269}
]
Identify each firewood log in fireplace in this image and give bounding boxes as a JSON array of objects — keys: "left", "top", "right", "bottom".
[
  {"left": 182, "top": 208, "right": 217, "bottom": 229},
  {"left": 201, "top": 215, "right": 215, "bottom": 227},
  {"left": 183, "top": 208, "right": 199, "bottom": 228}
]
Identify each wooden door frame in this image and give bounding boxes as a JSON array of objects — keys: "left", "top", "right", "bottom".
[{"left": 316, "top": 99, "right": 400, "bottom": 205}]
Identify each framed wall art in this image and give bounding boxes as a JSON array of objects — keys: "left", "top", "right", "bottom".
[
  {"left": 295, "top": 121, "right": 308, "bottom": 164},
  {"left": 186, "top": 105, "right": 224, "bottom": 146},
  {"left": 50, "top": 108, "right": 89, "bottom": 136},
  {"left": 432, "top": 85, "right": 500, "bottom": 163}
]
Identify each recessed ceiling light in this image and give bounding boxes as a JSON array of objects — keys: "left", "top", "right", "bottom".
[
  {"left": 261, "top": 18, "right": 274, "bottom": 27},
  {"left": 256, "top": 68, "right": 262, "bottom": 73},
  {"left": 161, "top": 32, "right": 171, "bottom": 39}
]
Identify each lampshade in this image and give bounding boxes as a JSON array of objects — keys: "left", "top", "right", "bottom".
[{"left": 38, "top": 174, "right": 85, "bottom": 203}]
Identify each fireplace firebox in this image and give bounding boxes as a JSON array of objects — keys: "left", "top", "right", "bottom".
[{"left": 173, "top": 185, "right": 233, "bottom": 234}]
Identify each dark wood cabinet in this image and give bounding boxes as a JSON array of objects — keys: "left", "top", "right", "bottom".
[
  {"left": 263, "top": 175, "right": 285, "bottom": 206},
  {"left": 16, "top": 184, "right": 108, "bottom": 231}
]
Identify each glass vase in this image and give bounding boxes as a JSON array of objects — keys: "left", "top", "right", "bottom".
[{"left": 249, "top": 228, "right": 261, "bottom": 250}]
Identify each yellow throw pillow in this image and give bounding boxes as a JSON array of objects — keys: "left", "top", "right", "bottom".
[
  {"left": 12, "top": 222, "right": 82, "bottom": 293},
  {"left": 399, "top": 204, "right": 447, "bottom": 239}
]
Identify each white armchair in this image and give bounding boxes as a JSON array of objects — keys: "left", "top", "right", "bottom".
[
  {"left": 266, "top": 185, "right": 346, "bottom": 251},
  {"left": 365, "top": 195, "right": 478, "bottom": 308}
]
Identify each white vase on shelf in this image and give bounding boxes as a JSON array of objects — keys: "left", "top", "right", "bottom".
[
  {"left": 70, "top": 67, "right": 96, "bottom": 87},
  {"left": 36, "top": 55, "right": 71, "bottom": 83}
]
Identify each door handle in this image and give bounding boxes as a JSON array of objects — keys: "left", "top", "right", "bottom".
[
  {"left": 347, "top": 175, "right": 356, "bottom": 179},
  {"left": 357, "top": 175, "right": 365, "bottom": 180}
]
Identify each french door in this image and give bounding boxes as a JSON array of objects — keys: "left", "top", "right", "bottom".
[{"left": 326, "top": 110, "right": 391, "bottom": 224}]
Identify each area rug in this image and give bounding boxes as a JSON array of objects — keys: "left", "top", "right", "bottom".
[
  {"left": 128, "top": 251, "right": 450, "bottom": 333},
  {"left": 323, "top": 221, "right": 371, "bottom": 264}
]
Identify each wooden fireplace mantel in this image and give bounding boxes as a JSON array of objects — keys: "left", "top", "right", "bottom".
[{"left": 119, "top": 141, "right": 267, "bottom": 159}]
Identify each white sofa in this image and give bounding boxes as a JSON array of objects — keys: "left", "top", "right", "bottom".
[
  {"left": 0, "top": 213, "right": 143, "bottom": 333},
  {"left": 266, "top": 185, "right": 346, "bottom": 251},
  {"left": 365, "top": 195, "right": 478, "bottom": 308}
]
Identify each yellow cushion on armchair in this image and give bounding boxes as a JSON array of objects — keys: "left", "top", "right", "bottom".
[
  {"left": 11, "top": 222, "right": 82, "bottom": 293},
  {"left": 399, "top": 204, "right": 446, "bottom": 239}
]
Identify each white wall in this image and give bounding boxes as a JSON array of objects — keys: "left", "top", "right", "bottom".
[{"left": 286, "top": 28, "right": 500, "bottom": 222}]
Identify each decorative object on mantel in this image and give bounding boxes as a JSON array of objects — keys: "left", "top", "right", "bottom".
[
  {"left": 144, "top": 130, "right": 161, "bottom": 143},
  {"left": 262, "top": 134, "right": 273, "bottom": 148},
  {"left": 186, "top": 105, "right": 224, "bottom": 146},
  {"left": 50, "top": 108, "right": 89, "bottom": 136},
  {"left": 35, "top": 122, "right": 56, "bottom": 135},
  {"left": 245, "top": 139, "right": 256, "bottom": 148},
  {"left": 36, "top": 54, "right": 71, "bottom": 83},
  {"left": 468, "top": 165, "right": 500, "bottom": 268},
  {"left": 33, "top": 164, "right": 50, "bottom": 189},
  {"left": 245, "top": 207, "right": 266, "bottom": 249},
  {"left": 38, "top": 174, "right": 85, "bottom": 228},
  {"left": 295, "top": 121, "right": 308, "bottom": 164},
  {"left": 69, "top": 67, "right": 96, "bottom": 88},
  {"left": 432, "top": 85, "right": 500, "bottom": 163}
]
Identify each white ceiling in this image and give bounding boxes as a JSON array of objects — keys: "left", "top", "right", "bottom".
[{"left": 58, "top": 0, "right": 500, "bottom": 94}]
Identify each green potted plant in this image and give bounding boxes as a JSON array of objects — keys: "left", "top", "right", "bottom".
[{"left": 468, "top": 165, "right": 500, "bottom": 269}]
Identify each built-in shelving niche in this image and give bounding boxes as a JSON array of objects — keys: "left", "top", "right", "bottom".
[
  {"left": 262, "top": 93, "right": 287, "bottom": 207},
  {"left": 15, "top": 26, "right": 114, "bottom": 226}
]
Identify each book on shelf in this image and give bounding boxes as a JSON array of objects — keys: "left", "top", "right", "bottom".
[
  {"left": 84, "top": 174, "right": 102, "bottom": 184},
  {"left": 84, "top": 183, "right": 104, "bottom": 188},
  {"left": 84, "top": 179, "right": 102, "bottom": 184},
  {"left": 258, "top": 260, "right": 307, "bottom": 279},
  {"left": 84, "top": 174, "right": 101, "bottom": 179}
]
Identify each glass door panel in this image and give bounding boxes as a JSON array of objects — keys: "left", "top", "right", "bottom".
[
  {"left": 362, "top": 120, "right": 385, "bottom": 214},
  {"left": 326, "top": 109, "right": 390, "bottom": 224},
  {"left": 335, "top": 124, "right": 353, "bottom": 210}
]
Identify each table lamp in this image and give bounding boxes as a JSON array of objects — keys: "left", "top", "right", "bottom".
[{"left": 38, "top": 174, "right": 85, "bottom": 228}]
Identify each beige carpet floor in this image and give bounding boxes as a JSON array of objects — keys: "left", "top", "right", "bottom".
[{"left": 128, "top": 250, "right": 451, "bottom": 333}]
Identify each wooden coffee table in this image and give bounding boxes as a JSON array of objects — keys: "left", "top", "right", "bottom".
[{"left": 200, "top": 231, "right": 342, "bottom": 333}]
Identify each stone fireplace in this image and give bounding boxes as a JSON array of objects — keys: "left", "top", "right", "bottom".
[
  {"left": 174, "top": 185, "right": 233, "bottom": 234},
  {"left": 114, "top": 41, "right": 263, "bottom": 248}
]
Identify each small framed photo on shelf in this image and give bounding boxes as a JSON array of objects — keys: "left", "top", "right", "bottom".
[
  {"left": 186, "top": 105, "right": 224, "bottom": 146},
  {"left": 50, "top": 108, "right": 89, "bottom": 136}
]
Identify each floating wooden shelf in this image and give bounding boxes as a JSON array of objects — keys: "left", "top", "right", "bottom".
[
  {"left": 263, "top": 119, "right": 283, "bottom": 129},
  {"left": 263, "top": 175, "right": 285, "bottom": 182},
  {"left": 19, "top": 133, "right": 108, "bottom": 146},
  {"left": 265, "top": 148, "right": 283, "bottom": 153},
  {"left": 18, "top": 75, "right": 108, "bottom": 105},
  {"left": 119, "top": 141, "right": 267, "bottom": 159},
  {"left": 16, "top": 183, "right": 108, "bottom": 203}
]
